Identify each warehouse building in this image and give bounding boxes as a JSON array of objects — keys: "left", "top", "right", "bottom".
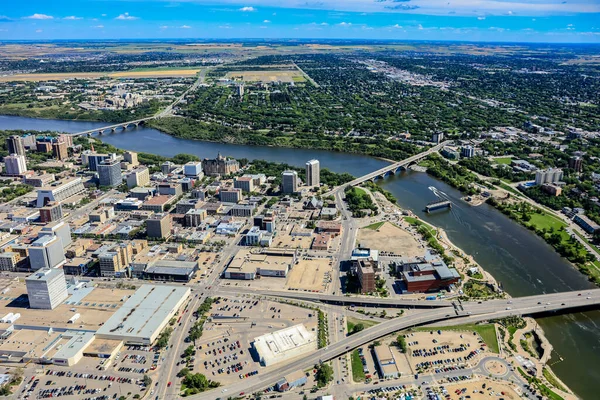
[
  {"left": 144, "top": 260, "right": 198, "bottom": 282},
  {"left": 95, "top": 285, "right": 190, "bottom": 345},
  {"left": 373, "top": 345, "right": 400, "bottom": 379},
  {"left": 252, "top": 324, "right": 317, "bottom": 366}
]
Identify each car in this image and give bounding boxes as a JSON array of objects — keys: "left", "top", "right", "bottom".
[{"left": 167, "top": 382, "right": 172, "bottom": 387}]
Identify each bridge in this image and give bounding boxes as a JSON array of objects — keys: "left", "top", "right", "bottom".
[
  {"left": 325, "top": 140, "right": 450, "bottom": 196},
  {"left": 191, "top": 288, "right": 600, "bottom": 399}
]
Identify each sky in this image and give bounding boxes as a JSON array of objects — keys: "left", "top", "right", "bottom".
[{"left": 1, "top": 0, "right": 599, "bottom": 42}]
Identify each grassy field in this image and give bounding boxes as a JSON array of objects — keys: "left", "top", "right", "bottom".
[
  {"left": 528, "top": 212, "right": 567, "bottom": 232},
  {"left": 351, "top": 350, "right": 366, "bottom": 382},
  {"left": 347, "top": 317, "right": 379, "bottom": 333},
  {"left": 493, "top": 157, "right": 513, "bottom": 165},
  {"left": 363, "top": 221, "right": 385, "bottom": 230},
  {"left": 414, "top": 323, "right": 499, "bottom": 354}
]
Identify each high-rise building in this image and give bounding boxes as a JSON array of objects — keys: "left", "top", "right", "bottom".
[
  {"left": 87, "top": 153, "right": 111, "bottom": 171},
  {"left": 39, "top": 221, "right": 71, "bottom": 249},
  {"left": 123, "top": 151, "right": 139, "bottom": 167},
  {"left": 0, "top": 252, "right": 22, "bottom": 272},
  {"left": 39, "top": 202, "right": 63, "bottom": 223},
  {"left": 432, "top": 132, "right": 444, "bottom": 144},
  {"left": 305, "top": 159, "right": 320, "bottom": 187},
  {"left": 234, "top": 176, "right": 254, "bottom": 193},
  {"left": 568, "top": 156, "right": 583, "bottom": 172},
  {"left": 98, "top": 159, "right": 122, "bottom": 187},
  {"left": 184, "top": 161, "right": 203, "bottom": 177},
  {"left": 147, "top": 213, "right": 172, "bottom": 239},
  {"left": 161, "top": 161, "right": 175, "bottom": 174},
  {"left": 282, "top": 170, "right": 299, "bottom": 194},
  {"left": 52, "top": 140, "right": 69, "bottom": 160},
  {"left": 535, "top": 168, "right": 564, "bottom": 186},
  {"left": 6, "top": 135, "right": 25, "bottom": 156},
  {"left": 25, "top": 268, "right": 68, "bottom": 309},
  {"left": 126, "top": 167, "right": 150, "bottom": 188},
  {"left": 460, "top": 146, "right": 475, "bottom": 158},
  {"left": 99, "top": 251, "right": 125, "bottom": 277},
  {"left": 57, "top": 134, "right": 73, "bottom": 147},
  {"left": 3, "top": 154, "right": 27, "bottom": 175},
  {"left": 28, "top": 235, "right": 66, "bottom": 270},
  {"left": 220, "top": 188, "right": 243, "bottom": 203}
]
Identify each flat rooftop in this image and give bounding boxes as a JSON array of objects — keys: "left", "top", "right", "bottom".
[{"left": 96, "top": 285, "right": 190, "bottom": 341}]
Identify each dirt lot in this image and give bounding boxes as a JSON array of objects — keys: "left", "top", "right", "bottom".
[
  {"left": 405, "top": 330, "right": 489, "bottom": 372},
  {"left": 357, "top": 222, "right": 423, "bottom": 257},
  {"left": 285, "top": 258, "right": 333, "bottom": 292},
  {"left": 225, "top": 70, "right": 304, "bottom": 83},
  {"left": 442, "top": 378, "right": 520, "bottom": 400}
]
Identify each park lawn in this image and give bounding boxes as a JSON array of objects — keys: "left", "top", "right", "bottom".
[
  {"left": 363, "top": 221, "right": 385, "bottom": 230},
  {"left": 403, "top": 216, "right": 419, "bottom": 225},
  {"left": 493, "top": 157, "right": 513, "bottom": 165},
  {"left": 528, "top": 212, "right": 567, "bottom": 232},
  {"left": 351, "top": 350, "right": 366, "bottom": 382},
  {"left": 354, "top": 187, "right": 367, "bottom": 196},
  {"left": 414, "top": 323, "right": 499, "bottom": 354}
]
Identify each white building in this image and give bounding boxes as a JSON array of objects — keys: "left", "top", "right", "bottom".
[
  {"left": 3, "top": 154, "right": 27, "bottom": 175},
  {"left": 39, "top": 221, "right": 71, "bottom": 249},
  {"left": 305, "top": 159, "right": 320, "bottom": 187},
  {"left": 36, "top": 177, "right": 85, "bottom": 207},
  {"left": 282, "top": 170, "right": 299, "bottom": 194},
  {"left": 535, "top": 168, "right": 564, "bottom": 186},
  {"left": 252, "top": 324, "right": 317, "bottom": 366},
  {"left": 28, "top": 235, "right": 66, "bottom": 270},
  {"left": 25, "top": 268, "right": 68, "bottom": 309},
  {"left": 184, "top": 161, "right": 203, "bottom": 178}
]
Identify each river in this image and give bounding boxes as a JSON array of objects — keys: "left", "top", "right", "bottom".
[{"left": 3, "top": 115, "right": 600, "bottom": 399}]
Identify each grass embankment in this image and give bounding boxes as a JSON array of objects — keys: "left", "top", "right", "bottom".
[
  {"left": 351, "top": 350, "right": 366, "bottom": 382},
  {"left": 363, "top": 221, "right": 385, "bottom": 230},
  {"left": 347, "top": 317, "right": 379, "bottom": 334},
  {"left": 413, "top": 323, "right": 499, "bottom": 354},
  {"left": 518, "top": 367, "right": 564, "bottom": 400},
  {"left": 543, "top": 368, "right": 567, "bottom": 393}
]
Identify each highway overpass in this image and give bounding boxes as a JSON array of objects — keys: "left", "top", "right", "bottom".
[{"left": 191, "top": 288, "right": 600, "bottom": 399}]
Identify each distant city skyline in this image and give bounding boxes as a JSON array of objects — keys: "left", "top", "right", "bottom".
[{"left": 1, "top": 0, "right": 599, "bottom": 42}]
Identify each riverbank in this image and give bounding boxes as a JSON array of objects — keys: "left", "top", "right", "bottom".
[
  {"left": 363, "top": 185, "right": 575, "bottom": 399},
  {"left": 424, "top": 153, "right": 600, "bottom": 287}
]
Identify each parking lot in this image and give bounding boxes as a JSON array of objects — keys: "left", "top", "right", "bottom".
[
  {"left": 432, "top": 378, "right": 520, "bottom": 400},
  {"left": 405, "top": 330, "right": 489, "bottom": 373},
  {"left": 176, "top": 296, "right": 317, "bottom": 387}
]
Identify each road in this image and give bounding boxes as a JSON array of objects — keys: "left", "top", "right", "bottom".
[{"left": 188, "top": 288, "right": 600, "bottom": 399}]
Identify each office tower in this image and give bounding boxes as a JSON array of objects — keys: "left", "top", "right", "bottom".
[
  {"left": 184, "top": 161, "right": 203, "bottom": 177},
  {"left": 39, "top": 221, "right": 72, "bottom": 249},
  {"left": 28, "top": 235, "right": 66, "bottom": 270},
  {"left": 568, "top": 156, "right": 583, "bottom": 172},
  {"left": 123, "top": 151, "right": 139, "bottom": 167},
  {"left": 98, "top": 159, "right": 122, "bottom": 187},
  {"left": 3, "top": 154, "right": 27, "bottom": 175},
  {"left": 36, "top": 177, "right": 85, "bottom": 207},
  {"left": 25, "top": 268, "right": 68, "bottom": 309},
  {"left": 305, "top": 159, "right": 320, "bottom": 187},
  {"left": 432, "top": 132, "right": 444, "bottom": 144},
  {"left": 6, "top": 135, "right": 25, "bottom": 156},
  {"left": 460, "top": 146, "right": 475, "bottom": 158},
  {"left": 281, "top": 170, "right": 299, "bottom": 194},
  {"left": 39, "top": 202, "right": 63, "bottom": 223},
  {"left": 126, "top": 167, "right": 150, "bottom": 188},
  {"left": 52, "top": 140, "right": 69, "bottom": 160},
  {"left": 147, "top": 213, "right": 172, "bottom": 239}
]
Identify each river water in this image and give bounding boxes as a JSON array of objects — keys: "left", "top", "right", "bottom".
[{"left": 3, "top": 115, "right": 599, "bottom": 398}]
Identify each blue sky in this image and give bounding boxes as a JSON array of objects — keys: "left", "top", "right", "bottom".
[{"left": 1, "top": 0, "right": 599, "bottom": 42}]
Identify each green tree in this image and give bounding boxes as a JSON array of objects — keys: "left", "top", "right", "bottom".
[{"left": 315, "top": 363, "right": 334, "bottom": 388}]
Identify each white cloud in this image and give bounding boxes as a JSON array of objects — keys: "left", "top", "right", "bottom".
[
  {"left": 101, "top": 14, "right": 107, "bottom": 17},
  {"left": 35, "top": 29, "right": 43, "bottom": 33},
  {"left": 180, "top": 25, "right": 191, "bottom": 28},
  {"left": 338, "top": 21, "right": 351, "bottom": 26},
  {"left": 417, "top": 24, "right": 424, "bottom": 30},
  {"left": 160, "top": 25, "right": 169, "bottom": 29},
  {"left": 393, "top": 24, "right": 402, "bottom": 29},
  {"left": 477, "top": 16, "right": 486, "bottom": 20},
  {"left": 64, "top": 16, "right": 83, "bottom": 20},
  {"left": 25, "top": 14, "right": 53, "bottom": 20},
  {"left": 93, "top": 25, "right": 104, "bottom": 29},
  {"left": 321, "top": 22, "right": 329, "bottom": 25},
  {"left": 239, "top": 6, "right": 255, "bottom": 12},
  {"left": 219, "top": 24, "right": 231, "bottom": 29},
  {"left": 115, "top": 12, "right": 139, "bottom": 20},
  {"left": 263, "top": 19, "right": 271, "bottom": 23}
]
